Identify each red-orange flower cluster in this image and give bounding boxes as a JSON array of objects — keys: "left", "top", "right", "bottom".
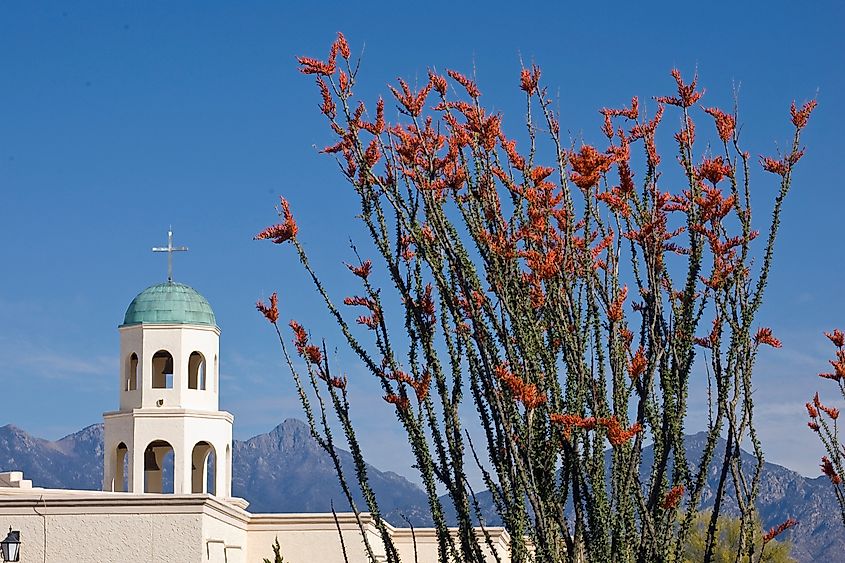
[
  {"left": 695, "top": 316, "right": 722, "bottom": 349},
  {"left": 255, "top": 198, "right": 298, "bottom": 244},
  {"left": 520, "top": 65, "right": 541, "bottom": 93},
  {"left": 447, "top": 69, "right": 480, "bottom": 98},
  {"left": 763, "top": 518, "right": 798, "bottom": 544},
  {"left": 600, "top": 416, "right": 643, "bottom": 447},
  {"left": 550, "top": 413, "right": 597, "bottom": 440},
  {"left": 820, "top": 337, "right": 845, "bottom": 381},
  {"left": 290, "top": 320, "right": 308, "bottom": 351},
  {"left": 608, "top": 286, "right": 628, "bottom": 322},
  {"left": 569, "top": 145, "right": 614, "bottom": 190},
  {"left": 821, "top": 456, "right": 841, "bottom": 484},
  {"left": 495, "top": 363, "right": 546, "bottom": 409},
  {"left": 697, "top": 156, "right": 733, "bottom": 186},
  {"left": 661, "top": 484, "right": 685, "bottom": 510},
  {"left": 255, "top": 292, "right": 279, "bottom": 324},
  {"left": 628, "top": 347, "right": 647, "bottom": 380},
  {"left": 384, "top": 392, "right": 411, "bottom": 412},
  {"left": 826, "top": 329, "right": 845, "bottom": 348},
  {"left": 344, "top": 295, "right": 382, "bottom": 330},
  {"left": 754, "top": 327, "right": 782, "bottom": 348},
  {"left": 297, "top": 32, "right": 349, "bottom": 76},
  {"left": 790, "top": 100, "right": 817, "bottom": 129},
  {"left": 345, "top": 259, "right": 373, "bottom": 280},
  {"left": 761, "top": 150, "right": 804, "bottom": 177},
  {"left": 703, "top": 107, "right": 735, "bottom": 142},
  {"left": 813, "top": 393, "right": 840, "bottom": 420},
  {"left": 388, "top": 77, "right": 433, "bottom": 117},
  {"left": 657, "top": 69, "right": 704, "bottom": 108}
]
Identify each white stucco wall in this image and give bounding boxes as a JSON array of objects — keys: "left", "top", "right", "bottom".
[
  {"left": 0, "top": 492, "right": 205, "bottom": 563},
  {"left": 0, "top": 487, "right": 513, "bottom": 563}
]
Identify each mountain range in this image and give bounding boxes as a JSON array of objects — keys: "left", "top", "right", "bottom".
[{"left": 1, "top": 420, "right": 842, "bottom": 562}]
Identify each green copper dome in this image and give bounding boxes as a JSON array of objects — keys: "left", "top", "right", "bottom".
[{"left": 122, "top": 282, "right": 216, "bottom": 327}]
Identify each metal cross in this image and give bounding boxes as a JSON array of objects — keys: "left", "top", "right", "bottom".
[{"left": 152, "top": 229, "right": 188, "bottom": 283}]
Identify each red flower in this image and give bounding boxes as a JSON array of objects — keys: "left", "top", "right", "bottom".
[
  {"left": 388, "top": 78, "right": 432, "bottom": 117},
  {"left": 384, "top": 393, "right": 410, "bottom": 412},
  {"left": 303, "top": 345, "right": 322, "bottom": 365},
  {"left": 662, "top": 485, "right": 685, "bottom": 510},
  {"left": 656, "top": 69, "right": 704, "bottom": 108},
  {"left": 628, "top": 347, "right": 647, "bottom": 380},
  {"left": 447, "top": 69, "right": 480, "bottom": 98},
  {"left": 429, "top": 71, "right": 448, "bottom": 97},
  {"left": 754, "top": 327, "right": 782, "bottom": 348},
  {"left": 495, "top": 363, "right": 546, "bottom": 409},
  {"left": 763, "top": 518, "right": 798, "bottom": 544},
  {"left": 255, "top": 198, "right": 298, "bottom": 244},
  {"left": 316, "top": 77, "right": 335, "bottom": 119},
  {"left": 411, "top": 371, "right": 431, "bottom": 402},
  {"left": 599, "top": 416, "right": 642, "bottom": 447},
  {"left": 345, "top": 259, "right": 373, "bottom": 279},
  {"left": 289, "top": 320, "right": 309, "bottom": 353},
  {"left": 821, "top": 456, "right": 842, "bottom": 484},
  {"left": 569, "top": 145, "right": 615, "bottom": 189},
  {"left": 550, "top": 413, "right": 597, "bottom": 440},
  {"left": 334, "top": 32, "right": 350, "bottom": 59},
  {"left": 256, "top": 292, "right": 279, "bottom": 324},
  {"left": 704, "top": 107, "right": 736, "bottom": 142},
  {"left": 806, "top": 402, "right": 819, "bottom": 419},
  {"left": 297, "top": 55, "right": 336, "bottom": 76},
  {"left": 608, "top": 286, "right": 628, "bottom": 322},
  {"left": 520, "top": 65, "right": 541, "bottom": 93},
  {"left": 697, "top": 156, "right": 733, "bottom": 185},
  {"left": 826, "top": 329, "right": 845, "bottom": 348},
  {"left": 790, "top": 100, "right": 817, "bottom": 129},
  {"left": 761, "top": 156, "right": 787, "bottom": 176}
]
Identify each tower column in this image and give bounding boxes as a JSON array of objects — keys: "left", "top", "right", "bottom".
[
  {"left": 174, "top": 446, "right": 192, "bottom": 495},
  {"left": 131, "top": 444, "right": 144, "bottom": 493},
  {"left": 103, "top": 448, "right": 115, "bottom": 492}
]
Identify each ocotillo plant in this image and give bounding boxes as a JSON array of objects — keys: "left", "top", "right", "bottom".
[
  {"left": 256, "top": 33, "right": 814, "bottom": 563},
  {"left": 806, "top": 330, "right": 845, "bottom": 528}
]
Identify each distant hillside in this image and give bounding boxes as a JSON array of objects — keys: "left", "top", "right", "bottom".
[{"left": 1, "top": 422, "right": 842, "bottom": 562}]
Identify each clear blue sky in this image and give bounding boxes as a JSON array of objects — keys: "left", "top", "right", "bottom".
[{"left": 1, "top": 1, "right": 843, "bottom": 480}]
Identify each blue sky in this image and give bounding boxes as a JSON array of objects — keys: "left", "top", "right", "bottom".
[{"left": 0, "top": 1, "right": 843, "bottom": 481}]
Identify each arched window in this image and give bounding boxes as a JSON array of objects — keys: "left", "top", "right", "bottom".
[
  {"left": 213, "top": 355, "right": 218, "bottom": 391},
  {"left": 125, "top": 353, "right": 139, "bottom": 391},
  {"left": 191, "top": 441, "right": 216, "bottom": 494},
  {"left": 151, "top": 350, "right": 174, "bottom": 389},
  {"left": 143, "top": 439, "right": 174, "bottom": 493},
  {"left": 188, "top": 352, "right": 206, "bottom": 390},
  {"left": 114, "top": 443, "right": 128, "bottom": 492}
]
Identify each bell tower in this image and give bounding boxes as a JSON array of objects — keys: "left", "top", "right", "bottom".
[{"left": 103, "top": 232, "right": 233, "bottom": 496}]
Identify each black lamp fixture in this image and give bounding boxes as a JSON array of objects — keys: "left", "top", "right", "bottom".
[{"left": 0, "top": 527, "right": 20, "bottom": 563}]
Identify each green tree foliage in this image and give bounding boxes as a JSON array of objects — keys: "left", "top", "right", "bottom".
[
  {"left": 263, "top": 537, "right": 285, "bottom": 563},
  {"left": 681, "top": 512, "right": 795, "bottom": 563}
]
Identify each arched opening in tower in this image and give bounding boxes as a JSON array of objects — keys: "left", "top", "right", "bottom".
[
  {"left": 151, "top": 350, "right": 174, "bottom": 389},
  {"left": 188, "top": 351, "right": 206, "bottom": 390},
  {"left": 191, "top": 441, "right": 216, "bottom": 494},
  {"left": 113, "top": 442, "right": 129, "bottom": 492},
  {"left": 143, "top": 439, "right": 175, "bottom": 493},
  {"left": 125, "top": 353, "right": 139, "bottom": 391}
]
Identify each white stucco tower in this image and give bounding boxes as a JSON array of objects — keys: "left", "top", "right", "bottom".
[{"left": 102, "top": 280, "right": 233, "bottom": 497}]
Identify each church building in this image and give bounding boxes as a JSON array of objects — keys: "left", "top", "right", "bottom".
[{"left": 0, "top": 234, "right": 509, "bottom": 562}]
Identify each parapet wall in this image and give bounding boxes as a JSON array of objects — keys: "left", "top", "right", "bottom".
[{"left": 0, "top": 480, "right": 511, "bottom": 563}]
